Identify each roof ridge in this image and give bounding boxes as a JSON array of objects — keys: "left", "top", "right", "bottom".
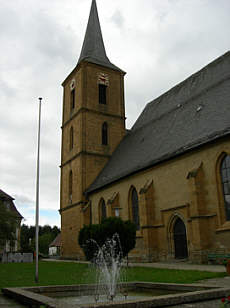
[
  {"left": 151, "top": 50, "right": 230, "bottom": 107},
  {"left": 132, "top": 72, "right": 230, "bottom": 134}
]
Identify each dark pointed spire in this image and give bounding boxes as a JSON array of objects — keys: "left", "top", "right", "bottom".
[{"left": 77, "top": 0, "right": 123, "bottom": 72}]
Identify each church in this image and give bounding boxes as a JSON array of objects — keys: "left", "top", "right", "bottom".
[{"left": 60, "top": 0, "right": 230, "bottom": 263}]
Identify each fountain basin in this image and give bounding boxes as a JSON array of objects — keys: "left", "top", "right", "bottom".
[{"left": 2, "top": 282, "right": 230, "bottom": 308}]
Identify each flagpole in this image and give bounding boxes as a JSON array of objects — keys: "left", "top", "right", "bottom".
[{"left": 35, "top": 97, "right": 42, "bottom": 283}]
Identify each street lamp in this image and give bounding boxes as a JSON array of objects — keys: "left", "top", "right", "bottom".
[{"left": 35, "top": 97, "right": 43, "bottom": 283}]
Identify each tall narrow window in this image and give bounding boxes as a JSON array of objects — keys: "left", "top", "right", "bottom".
[
  {"left": 220, "top": 155, "right": 230, "bottom": 221},
  {"left": 70, "top": 126, "right": 74, "bottom": 150},
  {"left": 102, "top": 122, "right": 108, "bottom": 145},
  {"left": 69, "top": 171, "right": 73, "bottom": 204},
  {"left": 99, "top": 198, "right": 106, "bottom": 222},
  {"left": 99, "top": 84, "right": 107, "bottom": 104},
  {"left": 131, "top": 187, "right": 140, "bottom": 230},
  {"left": 70, "top": 89, "right": 75, "bottom": 111}
]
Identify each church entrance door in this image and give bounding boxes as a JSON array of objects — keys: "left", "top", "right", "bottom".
[{"left": 173, "top": 218, "right": 188, "bottom": 259}]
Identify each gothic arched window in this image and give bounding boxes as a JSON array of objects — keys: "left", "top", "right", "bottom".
[
  {"left": 102, "top": 122, "right": 108, "bottom": 145},
  {"left": 131, "top": 187, "right": 140, "bottom": 230},
  {"left": 220, "top": 155, "right": 230, "bottom": 221},
  {"left": 99, "top": 198, "right": 106, "bottom": 222},
  {"left": 70, "top": 126, "right": 74, "bottom": 150},
  {"left": 69, "top": 170, "right": 73, "bottom": 204}
]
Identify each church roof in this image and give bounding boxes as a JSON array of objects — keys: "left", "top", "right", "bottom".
[
  {"left": 86, "top": 51, "right": 230, "bottom": 194},
  {"left": 77, "top": 0, "right": 124, "bottom": 73}
]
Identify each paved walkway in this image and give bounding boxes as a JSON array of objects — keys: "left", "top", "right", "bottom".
[{"left": 127, "top": 261, "right": 226, "bottom": 273}]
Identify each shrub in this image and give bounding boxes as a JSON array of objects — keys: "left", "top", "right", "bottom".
[{"left": 78, "top": 217, "right": 136, "bottom": 261}]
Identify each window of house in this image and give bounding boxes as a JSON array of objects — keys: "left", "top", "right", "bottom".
[
  {"left": 70, "top": 89, "right": 75, "bottom": 111},
  {"left": 115, "top": 208, "right": 120, "bottom": 217},
  {"left": 69, "top": 171, "right": 73, "bottom": 204},
  {"left": 220, "top": 155, "right": 230, "bottom": 221},
  {"left": 99, "top": 84, "right": 107, "bottom": 104},
  {"left": 102, "top": 122, "right": 108, "bottom": 145},
  {"left": 70, "top": 127, "right": 74, "bottom": 150},
  {"left": 131, "top": 187, "right": 140, "bottom": 230}
]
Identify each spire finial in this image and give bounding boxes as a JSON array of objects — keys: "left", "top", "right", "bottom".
[{"left": 78, "top": 0, "right": 108, "bottom": 64}]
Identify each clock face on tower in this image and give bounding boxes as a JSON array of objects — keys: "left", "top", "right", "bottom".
[
  {"left": 70, "top": 79, "right": 75, "bottom": 90},
  {"left": 98, "top": 73, "right": 109, "bottom": 86}
]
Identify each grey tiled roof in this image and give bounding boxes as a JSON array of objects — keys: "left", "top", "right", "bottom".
[
  {"left": 86, "top": 51, "right": 230, "bottom": 194},
  {"left": 78, "top": 0, "right": 124, "bottom": 73}
]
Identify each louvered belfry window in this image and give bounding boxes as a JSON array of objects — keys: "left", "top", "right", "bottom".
[
  {"left": 220, "top": 155, "right": 230, "bottom": 221},
  {"left": 131, "top": 187, "right": 140, "bottom": 230},
  {"left": 99, "top": 84, "right": 107, "bottom": 104}
]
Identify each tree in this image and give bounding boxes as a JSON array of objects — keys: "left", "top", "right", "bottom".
[
  {"left": 37, "top": 233, "right": 54, "bottom": 255},
  {"left": 0, "top": 200, "right": 17, "bottom": 249},
  {"left": 20, "top": 224, "right": 60, "bottom": 254},
  {"left": 78, "top": 217, "right": 136, "bottom": 261}
]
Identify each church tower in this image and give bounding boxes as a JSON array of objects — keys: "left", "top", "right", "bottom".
[{"left": 60, "top": 0, "right": 126, "bottom": 258}]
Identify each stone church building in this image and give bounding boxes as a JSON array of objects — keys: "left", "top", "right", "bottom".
[{"left": 60, "top": 0, "right": 230, "bottom": 263}]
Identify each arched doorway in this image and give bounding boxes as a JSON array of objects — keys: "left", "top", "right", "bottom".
[{"left": 173, "top": 218, "right": 188, "bottom": 259}]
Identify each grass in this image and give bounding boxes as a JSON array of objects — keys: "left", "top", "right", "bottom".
[{"left": 0, "top": 261, "right": 226, "bottom": 290}]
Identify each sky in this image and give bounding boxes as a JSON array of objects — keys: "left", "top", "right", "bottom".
[{"left": 0, "top": 0, "right": 229, "bottom": 228}]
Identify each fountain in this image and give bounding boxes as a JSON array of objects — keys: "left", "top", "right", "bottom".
[
  {"left": 92, "top": 233, "right": 126, "bottom": 303},
  {"left": 2, "top": 234, "right": 230, "bottom": 307}
]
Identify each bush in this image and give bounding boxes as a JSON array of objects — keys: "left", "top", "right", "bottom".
[{"left": 78, "top": 217, "right": 136, "bottom": 261}]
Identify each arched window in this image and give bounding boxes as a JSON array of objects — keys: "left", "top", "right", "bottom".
[
  {"left": 69, "top": 170, "right": 73, "bottom": 204},
  {"left": 99, "top": 198, "right": 106, "bottom": 222},
  {"left": 131, "top": 187, "right": 140, "bottom": 230},
  {"left": 220, "top": 155, "right": 230, "bottom": 221},
  {"left": 102, "top": 122, "right": 108, "bottom": 145},
  {"left": 70, "top": 126, "right": 74, "bottom": 150}
]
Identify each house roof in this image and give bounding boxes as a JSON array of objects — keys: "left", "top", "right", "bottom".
[
  {"left": 0, "top": 189, "right": 14, "bottom": 200},
  {"left": 77, "top": 0, "right": 124, "bottom": 73},
  {"left": 0, "top": 189, "right": 23, "bottom": 219},
  {"left": 49, "top": 233, "right": 61, "bottom": 247},
  {"left": 86, "top": 51, "right": 230, "bottom": 194}
]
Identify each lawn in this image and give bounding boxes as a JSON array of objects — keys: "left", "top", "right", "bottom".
[{"left": 0, "top": 261, "right": 226, "bottom": 290}]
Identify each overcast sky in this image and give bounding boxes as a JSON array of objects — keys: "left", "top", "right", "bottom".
[{"left": 0, "top": 0, "right": 229, "bottom": 227}]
